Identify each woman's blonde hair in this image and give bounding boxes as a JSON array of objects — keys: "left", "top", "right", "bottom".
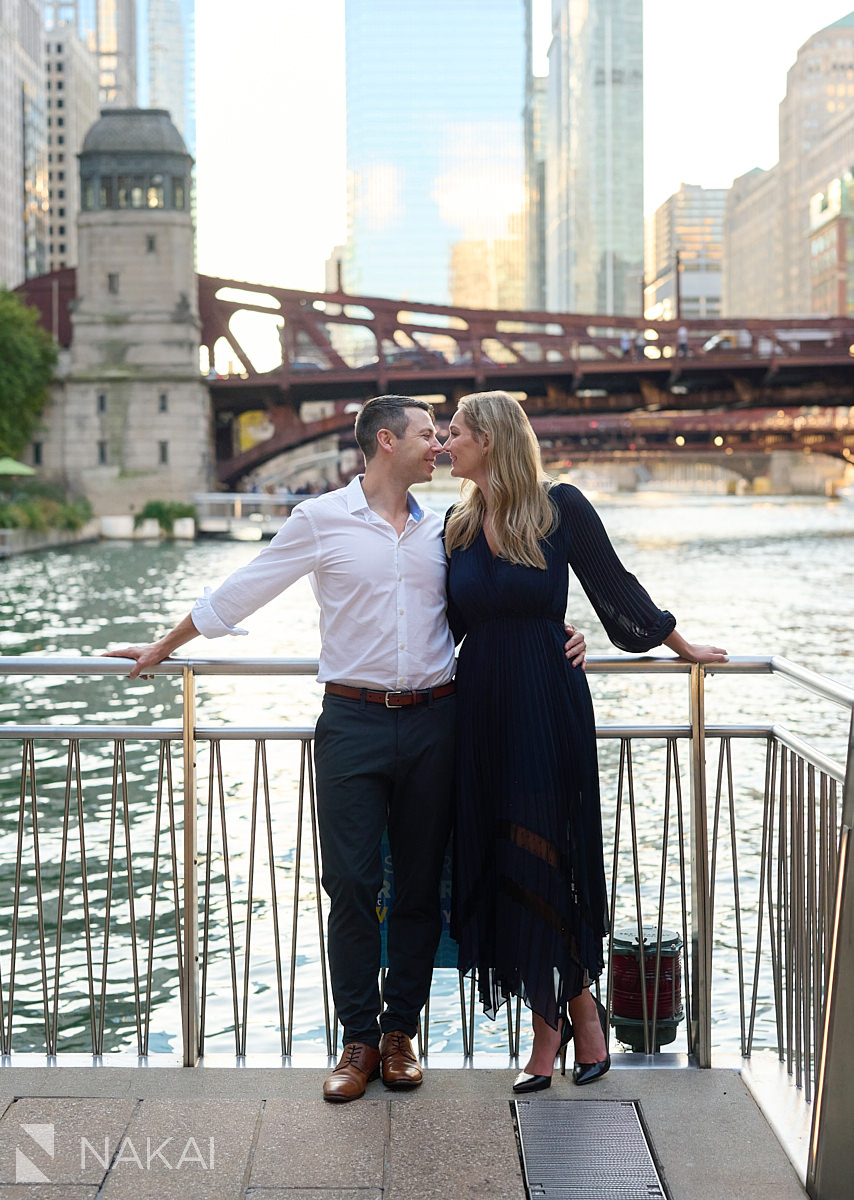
[{"left": 444, "top": 390, "right": 554, "bottom": 569}]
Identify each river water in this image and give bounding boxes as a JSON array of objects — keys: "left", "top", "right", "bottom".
[{"left": 1, "top": 486, "right": 853, "bottom": 1059}]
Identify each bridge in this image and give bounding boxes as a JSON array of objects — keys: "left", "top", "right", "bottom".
[
  {"left": 196, "top": 275, "right": 854, "bottom": 483},
  {"left": 16, "top": 270, "right": 854, "bottom": 486}
]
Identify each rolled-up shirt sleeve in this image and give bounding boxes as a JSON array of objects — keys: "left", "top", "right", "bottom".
[{"left": 190, "top": 505, "right": 319, "bottom": 639}]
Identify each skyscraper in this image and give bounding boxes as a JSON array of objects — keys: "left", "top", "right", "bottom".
[
  {"left": 723, "top": 14, "right": 854, "bottom": 317},
  {"left": 44, "top": 15, "right": 101, "bottom": 270},
  {"left": 141, "top": 0, "right": 195, "bottom": 156},
  {"left": 344, "top": 0, "right": 527, "bottom": 309},
  {"left": 645, "top": 184, "right": 726, "bottom": 321},
  {"left": 546, "top": 0, "right": 643, "bottom": 315},
  {"left": 0, "top": 0, "right": 48, "bottom": 287},
  {"left": 95, "top": 0, "right": 137, "bottom": 106}
]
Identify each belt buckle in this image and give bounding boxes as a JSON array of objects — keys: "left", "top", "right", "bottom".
[{"left": 384, "top": 689, "right": 408, "bottom": 708}]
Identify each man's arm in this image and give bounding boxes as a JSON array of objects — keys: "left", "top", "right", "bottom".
[
  {"left": 102, "top": 504, "right": 321, "bottom": 678},
  {"left": 102, "top": 613, "right": 200, "bottom": 679}
]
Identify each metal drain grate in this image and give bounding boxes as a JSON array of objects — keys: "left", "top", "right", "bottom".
[{"left": 514, "top": 1099, "right": 670, "bottom": 1199}]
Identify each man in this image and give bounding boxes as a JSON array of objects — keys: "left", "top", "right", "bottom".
[{"left": 105, "top": 395, "right": 585, "bottom": 1101}]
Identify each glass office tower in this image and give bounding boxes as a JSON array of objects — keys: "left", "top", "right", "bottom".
[
  {"left": 141, "top": 0, "right": 195, "bottom": 157},
  {"left": 546, "top": 0, "right": 643, "bottom": 315},
  {"left": 344, "top": 0, "right": 527, "bottom": 308}
]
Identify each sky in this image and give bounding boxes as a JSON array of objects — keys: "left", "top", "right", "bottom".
[{"left": 194, "top": 0, "right": 854, "bottom": 294}]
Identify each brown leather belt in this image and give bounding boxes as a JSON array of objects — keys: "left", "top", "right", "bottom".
[{"left": 324, "top": 681, "right": 456, "bottom": 708}]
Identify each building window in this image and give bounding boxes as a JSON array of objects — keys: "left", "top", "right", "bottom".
[
  {"left": 56, "top": 79, "right": 63, "bottom": 90},
  {"left": 32, "top": 442, "right": 42, "bottom": 466},
  {"left": 58, "top": 244, "right": 65, "bottom": 254},
  {"left": 97, "top": 393, "right": 107, "bottom": 413},
  {"left": 146, "top": 234, "right": 156, "bottom": 253},
  {"left": 172, "top": 178, "right": 185, "bottom": 209},
  {"left": 57, "top": 98, "right": 64, "bottom": 108},
  {"left": 57, "top": 117, "right": 64, "bottom": 127},
  {"left": 158, "top": 392, "right": 168, "bottom": 412},
  {"left": 158, "top": 441, "right": 169, "bottom": 465},
  {"left": 107, "top": 273, "right": 119, "bottom": 294},
  {"left": 58, "top": 171, "right": 64, "bottom": 181},
  {"left": 98, "top": 441, "right": 108, "bottom": 465},
  {"left": 57, "top": 224, "right": 65, "bottom": 235},
  {"left": 56, "top": 135, "right": 64, "bottom": 145}
]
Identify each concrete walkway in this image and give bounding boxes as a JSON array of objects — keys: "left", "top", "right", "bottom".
[{"left": 0, "top": 1063, "right": 807, "bottom": 1199}]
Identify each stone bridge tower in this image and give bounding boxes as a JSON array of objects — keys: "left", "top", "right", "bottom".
[{"left": 43, "top": 108, "right": 212, "bottom": 518}]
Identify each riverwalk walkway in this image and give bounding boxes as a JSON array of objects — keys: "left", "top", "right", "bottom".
[{"left": 0, "top": 1061, "right": 807, "bottom": 1199}]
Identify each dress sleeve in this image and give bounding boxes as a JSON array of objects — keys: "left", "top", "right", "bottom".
[
  {"left": 443, "top": 506, "right": 467, "bottom": 645},
  {"left": 553, "top": 484, "right": 676, "bottom": 653}
]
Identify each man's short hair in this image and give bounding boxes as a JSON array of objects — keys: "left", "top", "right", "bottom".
[{"left": 354, "top": 395, "right": 434, "bottom": 460}]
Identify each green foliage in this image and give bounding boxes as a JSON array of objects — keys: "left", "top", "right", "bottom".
[
  {"left": 133, "top": 500, "right": 197, "bottom": 534},
  {"left": 0, "top": 289, "right": 57, "bottom": 457},
  {"left": 0, "top": 480, "right": 92, "bottom": 533}
]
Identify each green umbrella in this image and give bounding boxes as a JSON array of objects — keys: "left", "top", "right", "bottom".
[{"left": 0, "top": 457, "right": 35, "bottom": 475}]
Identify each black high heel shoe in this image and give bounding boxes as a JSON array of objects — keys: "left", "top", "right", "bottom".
[
  {"left": 512, "top": 1019, "right": 574, "bottom": 1094},
  {"left": 572, "top": 995, "right": 610, "bottom": 1086}
]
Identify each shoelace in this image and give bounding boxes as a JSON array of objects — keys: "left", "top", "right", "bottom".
[
  {"left": 338, "top": 1043, "right": 370, "bottom": 1070},
  {"left": 384, "top": 1033, "right": 414, "bottom": 1059}
]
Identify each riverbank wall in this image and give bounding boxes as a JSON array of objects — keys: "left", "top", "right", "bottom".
[{"left": 0, "top": 517, "right": 196, "bottom": 558}]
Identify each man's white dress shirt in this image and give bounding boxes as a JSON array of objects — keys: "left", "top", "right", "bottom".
[{"left": 191, "top": 476, "right": 456, "bottom": 691}]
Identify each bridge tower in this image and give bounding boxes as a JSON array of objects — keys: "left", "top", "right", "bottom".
[{"left": 40, "top": 108, "right": 213, "bottom": 518}]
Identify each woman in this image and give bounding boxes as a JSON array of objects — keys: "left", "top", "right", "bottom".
[{"left": 443, "top": 391, "right": 726, "bottom": 1091}]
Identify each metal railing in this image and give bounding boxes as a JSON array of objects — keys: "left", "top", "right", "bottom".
[{"left": 1, "top": 653, "right": 852, "bottom": 1193}]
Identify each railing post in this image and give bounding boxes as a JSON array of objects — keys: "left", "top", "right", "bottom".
[
  {"left": 688, "top": 663, "right": 712, "bottom": 1066},
  {"left": 807, "top": 711, "right": 854, "bottom": 1199},
  {"left": 181, "top": 664, "right": 200, "bottom": 1066}
]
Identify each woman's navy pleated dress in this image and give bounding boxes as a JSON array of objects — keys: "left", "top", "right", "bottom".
[{"left": 446, "top": 483, "right": 676, "bottom": 1029}]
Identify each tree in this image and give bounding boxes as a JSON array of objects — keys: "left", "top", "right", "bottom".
[{"left": 0, "top": 289, "right": 57, "bottom": 459}]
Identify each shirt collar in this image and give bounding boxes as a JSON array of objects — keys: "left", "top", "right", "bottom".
[{"left": 347, "top": 475, "right": 424, "bottom": 523}]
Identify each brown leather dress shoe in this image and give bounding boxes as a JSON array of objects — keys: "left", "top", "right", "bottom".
[
  {"left": 379, "top": 1031, "right": 423, "bottom": 1088},
  {"left": 322, "top": 1042, "right": 381, "bottom": 1103}
]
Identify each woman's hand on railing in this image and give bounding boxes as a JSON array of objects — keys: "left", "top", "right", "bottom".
[
  {"left": 663, "top": 630, "right": 729, "bottom": 665},
  {"left": 564, "top": 623, "right": 587, "bottom": 669}
]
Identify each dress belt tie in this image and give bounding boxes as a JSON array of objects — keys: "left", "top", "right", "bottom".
[{"left": 324, "top": 681, "right": 456, "bottom": 708}]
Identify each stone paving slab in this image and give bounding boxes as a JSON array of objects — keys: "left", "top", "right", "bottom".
[
  {"left": 0, "top": 1190, "right": 98, "bottom": 1199},
  {"left": 251, "top": 1099, "right": 386, "bottom": 1190},
  {"left": 245, "top": 1191, "right": 382, "bottom": 1199},
  {"left": 99, "top": 1098, "right": 258, "bottom": 1200},
  {"left": 386, "top": 1100, "right": 522, "bottom": 1200},
  {"left": 0, "top": 1097, "right": 136, "bottom": 1186}
]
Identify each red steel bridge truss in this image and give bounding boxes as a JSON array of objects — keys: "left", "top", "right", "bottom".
[{"left": 197, "top": 276, "right": 854, "bottom": 484}]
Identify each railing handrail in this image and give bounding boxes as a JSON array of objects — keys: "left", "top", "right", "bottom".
[{"left": 2, "top": 653, "right": 852, "bottom": 710}]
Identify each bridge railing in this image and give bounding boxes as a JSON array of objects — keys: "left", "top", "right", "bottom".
[{"left": 0, "top": 654, "right": 852, "bottom": 1191}]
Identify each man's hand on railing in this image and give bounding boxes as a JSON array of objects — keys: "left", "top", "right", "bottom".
[
  {"left": 564, "top": 623, "right": 587, "bottom": 669},
  {"left": 663, "top": 630, "right": 729, "bottom": 665},
  {"left": 102, "top": 614, "right": 200, "bottom": 679}
]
